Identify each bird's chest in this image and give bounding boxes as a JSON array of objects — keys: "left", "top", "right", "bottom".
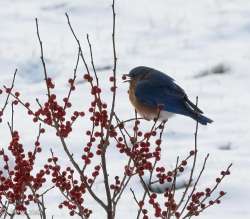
[
  {"left": 128, "top": 81, "right": 174, "bottom": 121},
  {"left": 128, "top": 81, "right": 158, "bottom": 120}
]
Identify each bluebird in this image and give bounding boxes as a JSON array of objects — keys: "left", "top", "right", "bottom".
[{"left": 124, "top": 66, "right": 213, "bottom": 125}]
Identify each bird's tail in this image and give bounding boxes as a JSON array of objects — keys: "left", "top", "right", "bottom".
[{"left": 191, "top": 113, "right": 213, "bottom": 125}]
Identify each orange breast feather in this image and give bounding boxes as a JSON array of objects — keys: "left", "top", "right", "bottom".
[{"left": 128, "top": 80, "right": 158, "bottom": 120}]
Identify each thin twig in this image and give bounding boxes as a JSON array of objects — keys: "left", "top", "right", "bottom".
[
  {"left": 35, "top": 18, "right": 51, "bottom": 98},
  {"left": 39, "top": 186, "right": 55, "bottom": 197},
  {"left": 65, "top": 13, "right": 91, "bottom": 77},
  {"left": 86, "top": 34, "right": 99, "bottom": 87},
  {"left": 107, "top": 0, "right": 118, "bottom": 126},
  {"left": 7, "top": 102, "right": 14, "bottom": 136},
  {"left": 177, "top": 97, "right": 199, "bottom": 210},
  {"left": 166, "top": 156, "right": 179, "bottom": 219},
  {"left": 199, "top": 163, "right": 232, "bottom": 206},
  {"left": 130, "top": 188, "right": 139, "bottom": 205},
  {"left": 98, "top": 1, "right": 118, "bottom": 218},
  {"left": 28, "top": 185, "right": 46, "bottom": 219},
  {"left": 181, "top": 154, "right": 210, "bottom": 218},
  {"left": 1, "top": 69, "right": 17, "bottom": 114},
  {"left": 63, "top": 47, "right": 80, "bottom": 111}
]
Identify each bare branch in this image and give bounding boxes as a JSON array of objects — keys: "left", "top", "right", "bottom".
[
  {"left": 65, "top": 13, "right": 91, "bottom": 77},
  {"left": 1, "top": 69, "right": 17, "bottom": 115},
  {"left": 35, "top": 18, "right": 51, "bottom": 98},
  {"left": 177, "top": 96, "right": 199, "bottom": 210},
  {"left": 180, "top": 154, "right": 210, "bottom": 217},
  {"left": 86, "top": 34, "right": 99, "bottom": 87},
  {"left": 130, "top": 188, "right": 139, "bottom": 205},
  {"left": 7, "top": 102, "right": 14, "bottom": 136}
]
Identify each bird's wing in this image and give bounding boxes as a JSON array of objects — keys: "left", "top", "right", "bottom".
[
  {"left": 146, "top": 70, "right": 186, "bottom": 95},
  {"left": 135, "top": 79, "right": 203, "bottom": 115}
]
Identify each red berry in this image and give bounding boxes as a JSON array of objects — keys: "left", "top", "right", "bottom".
[
  {"left": 110, "top": 86, "right": 116, "bottom": 92},
  {"left": 109, "top": 76, "right": 114, "bottom": 81},
  {"left": 216, "top": 178, "right": 221, "bottom": 183},
  {"left": 220, "top": 191, "right": 225, "bottom": 196},
  {"left": 181, "top": 160, "right": 187, "bottom": 166},
  {"left": 190, "top": 150, "right": 195, "bottom": 155}
]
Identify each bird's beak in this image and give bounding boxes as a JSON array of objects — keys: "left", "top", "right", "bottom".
[{"left": 122, "top": 74, "right": 131, "bottom": 83}]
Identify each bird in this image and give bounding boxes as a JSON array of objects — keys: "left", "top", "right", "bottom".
[{"left": 123, "top": 66, "right": 213, "bottom": 125}]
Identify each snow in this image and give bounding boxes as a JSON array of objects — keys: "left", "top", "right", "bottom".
[{"left": 1, "top": 0, "right": 250, "bottom": 218}]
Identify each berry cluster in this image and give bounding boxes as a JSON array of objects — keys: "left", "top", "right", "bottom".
[{"left": 0, "top": 128, "right": 47, "bottom": 215}]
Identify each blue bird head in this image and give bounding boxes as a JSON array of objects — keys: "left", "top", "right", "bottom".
[
  {"left": 124, "top": 66, "right": 174, "bottom": 84},
  {"left": 127, "top": 66, "right": 151, "bottom": 81}
]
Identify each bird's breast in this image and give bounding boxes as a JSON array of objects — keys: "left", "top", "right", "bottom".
[
  {"left": 128, "top": 80, "right": 174, "bottom": 121},
  {"left": 129, "top": 81, "right": 159, "bottom": 120}
]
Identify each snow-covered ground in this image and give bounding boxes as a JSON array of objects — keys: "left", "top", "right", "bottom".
[{"left": 0, "top": 0, "right": 250, "bottom": 218}]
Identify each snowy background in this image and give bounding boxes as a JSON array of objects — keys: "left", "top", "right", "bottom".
[{"left": 0, "top": 0, "right": 250, "bottom": 218}]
